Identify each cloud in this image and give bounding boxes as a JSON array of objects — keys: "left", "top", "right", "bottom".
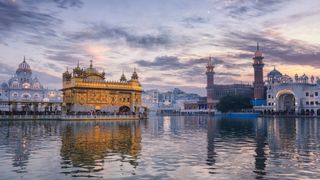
[
  {"left": 135, "top": 55, "right": 243, "bottom": 88},
  {"left": 23, "top": 0, "right": 83, "bottom": 9},
  {"left": 52, "top": 0, "right": 83, "bottom": 9},
  {"left": 224, "top": 0, "right": 290, "bottom": 18},
  {"left": 66, "top": 23, "right": 172, "bottom": 49},
  {"left": 136, "top": 56, "right": 185, "bottom": 70},
  {"left": 136, "top": 55, "right": 248, "bottom": 71},
  {"left": 182, "top": 16, "right": 210, "bottom": 28},
  {"left": 143, "top": 77, "right": 163, "bottom": 82},
  {"left": 220, "top": 31, "right": 320, "bottom": 67},
  {"left": 0, "top": 1, "right": 61, "bottom": 42}
]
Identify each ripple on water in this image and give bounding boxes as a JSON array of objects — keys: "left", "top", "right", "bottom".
[{"left": 1, "top": 117, "right": 320, "bottom": 179}]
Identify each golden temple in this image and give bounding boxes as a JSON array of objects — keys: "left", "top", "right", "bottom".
[{"left": 61, "top": 60, "right": 142, "bottom": 113}]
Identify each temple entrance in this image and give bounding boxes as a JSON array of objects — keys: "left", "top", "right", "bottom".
[
  {"left": 277, "top": 93, "right": 295, "bottom": 113},
  {"left": 119, "top": 106, "right": 130, "bottom": 114}
]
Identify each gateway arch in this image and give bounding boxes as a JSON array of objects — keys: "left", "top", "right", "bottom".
[{"left": 275, "top": 90, "right": 297, "bottom": 113}]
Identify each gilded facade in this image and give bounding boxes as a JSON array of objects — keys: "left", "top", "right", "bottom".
[{"left": 62, "top": 61, "right": 142, "bottom": 113}]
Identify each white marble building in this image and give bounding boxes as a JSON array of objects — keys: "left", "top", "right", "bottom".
[
  {"left": 0, "top": 57, "right": 62, "bottom": 112},
  {"left": 258, "top": 67, "right": 320, "bottom": 115}
]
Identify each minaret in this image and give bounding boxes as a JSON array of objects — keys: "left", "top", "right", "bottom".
[
  {"left": 206, "top": 57, "right": 215, "bottom": 106},
  {"left": 253, "top": 42, "right": 265, "bottom": 99}
]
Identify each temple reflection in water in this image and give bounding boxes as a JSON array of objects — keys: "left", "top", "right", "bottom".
[
  {"left": 60, "top": 120, "right": 142, "bottom": 177},
  {"left": 0, "top": 117, "right": 320, "bottom": 179}
]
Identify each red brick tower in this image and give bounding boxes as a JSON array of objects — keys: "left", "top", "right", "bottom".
[
  {"left": 206, "top": 57, "right": 215, "bottom": 109},
  {"left": 253, "top": 43, "right": 265, "bottom": 99}
]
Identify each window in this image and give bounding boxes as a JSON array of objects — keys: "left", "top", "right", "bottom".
[
  {"left": 268, "top": 95, "right": 271, "bottom": 98},
  {"left": 316, "top": 101, "right": 319, "bottom": 105},
  {"left": 311, "top": 101, "right": 314, "bottom": 105},
  {"left": 306, "top": 101, "right": 309, "bottom": 105},
  {"left": 306, "top": 92, "right": 309, "bottom": 96},
  {"left": 316, "top": 92, "right": 318, "bottom": 96}
]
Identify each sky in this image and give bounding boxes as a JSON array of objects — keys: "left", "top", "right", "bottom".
[{"left": 0, "top": 0, "right": 320, "bottom": 95}]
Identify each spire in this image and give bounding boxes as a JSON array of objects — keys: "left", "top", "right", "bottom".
[
  {"left": 254, "top": 42, "right": 263, "bottom": 58},
  {"left": 208, "top": 56, "right": 212, "bottom": 65},
  {"left": 90, "top": 59, "right": 93, "bottom": 68},
  {"left": 206, "top": 56, "right": 214, "bottom": 72},
  {"left": 77, "top": 60, "right": 80, "bottom": 67},
  {"left": 23, "top": 56, "right": 26, "bottom": 62},
  {"left": 131, "top": 68, "right": 139, "bottom": 80},
  {"left": 273, "top": 65, "right": 276, "bottom": 70},
  {"left": 120, "top": 70, "right": 127, "bottom": 82}
]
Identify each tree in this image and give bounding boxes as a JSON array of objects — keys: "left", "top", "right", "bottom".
[{"left": 216, "top": 95, "right": 252, "bottom": 113}]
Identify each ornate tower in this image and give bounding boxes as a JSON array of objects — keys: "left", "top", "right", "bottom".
[
  {"left": 253, "top": 43, "right": 265, "bottom": 99},
  {"left": 206, "top": 57, "right": 215, "bottom": 106}
]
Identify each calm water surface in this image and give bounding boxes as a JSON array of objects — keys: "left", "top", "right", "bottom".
[{"left": 0, "top": 116, "right": 320, "bottom": 179}]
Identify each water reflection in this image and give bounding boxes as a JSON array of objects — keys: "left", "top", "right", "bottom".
[
  {"left": 254, "top": 118, "right": 268, "bottom": 178},
  {"left": 0, "top": 121, "right": 60, "bottom": 174},
  {"left": 60, "top": 120, "right": 142, "bottom": 178},
  {"left": 0, "top": 117, "right": 320, "bottom": 179}
]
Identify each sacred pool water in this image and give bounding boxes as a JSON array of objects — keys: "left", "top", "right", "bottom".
[{"left": 0, "top": 116, "right": 319, "bottom": 179}]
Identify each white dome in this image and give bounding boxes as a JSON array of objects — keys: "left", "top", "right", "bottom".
[
  {"left": 16, "top": 57, "right": 32, "bottom": 74},
  {"left": 268, "top": 69, "right": 282, "bottom": 77}
]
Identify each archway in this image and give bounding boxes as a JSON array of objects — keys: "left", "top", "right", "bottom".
[
  {"left": 306, "top": 109, "right": 310, "bottom": 115},
  {"left": 317, "top": 109, "right": 320, "bottom": 116},
  {"left": 276, "top": 90, "right": 296, "bottom": 113},
  {"left": 311, "top": 109, "right": 315, "bottom": 116},
  {"left": 119, "top": 106, "right": 130, "bottom": 114}
]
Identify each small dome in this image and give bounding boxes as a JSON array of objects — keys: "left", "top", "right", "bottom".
[
  {"left": 1, "top": 82, "right": 9, "bottom": 89},
  {"left": 16, "top": 57, "right": 32, "bottom": 74},
  {"left": 131, "top": 69, "right": 139, "bottom": 80},
  {"left": 9, "top": 76, "right": 19, "bottom": 84},
  {"left": 267, "top": 68, "right": 282, "bottom": 77},
  {"left": 120, "top": 73, "right": 127, "bottom": 82},
  {"left": 33, "top": 76, "right": 39, "bottom": 82}
]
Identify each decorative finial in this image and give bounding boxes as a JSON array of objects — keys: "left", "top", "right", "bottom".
[
  {"left": 257, "top": 42, "right": 259, "bottom": 51},
  {"left": 90, "top": 59, "right": 93, "bottom": 68},
  {"left": 131, "top": 68, "right": 139, "bottom": 80},
  {"left": 23, "top": 56, "right": 26, "bottom": 62},
  {"left": 273, "top": 65, "right": 276, "bottom": 70}
]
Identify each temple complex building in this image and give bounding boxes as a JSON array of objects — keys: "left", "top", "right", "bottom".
[
  {"left": 252, "top": 43, "right": 265, "bottom": 100},
  {"left": 0, "top": 57, "right": 62, "bottom": 113},
  {"left": 252, "top": 44, "right": 320, "bottom": 115},
  {"left": 61, "top": 60, "right": 142, "bottom": 113},
  {"left": 205, "top": 57, "right": 253, "bottom": 110},
  {"left": 254, "top": 67, "right": 320, "bottom": 115}
]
